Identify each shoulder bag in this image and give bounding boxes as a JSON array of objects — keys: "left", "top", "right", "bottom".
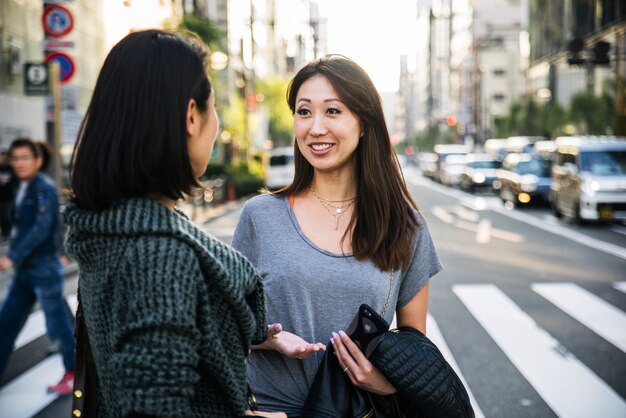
[
  {"left": 71, "top": 287, "right": 98, "bottom": 418},
  {"left": 301, "top": 271, "right": 474, "bottom": 417}
]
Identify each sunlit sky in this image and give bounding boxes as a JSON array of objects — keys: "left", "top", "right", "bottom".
[
  {"left": 317, "top": 0, "right": 420, "bottom": 92},
  {"left": 102, "top": 0, "right": 421, "bottom": 93}
]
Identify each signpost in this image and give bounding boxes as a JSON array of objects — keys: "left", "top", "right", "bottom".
[{"left": 42, "top": 1, "right": 76, "bottom": 189}]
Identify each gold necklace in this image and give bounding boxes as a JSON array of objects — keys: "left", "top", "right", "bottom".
[{"left": 310, "top": 188, "right": 356, "bottom": 231}]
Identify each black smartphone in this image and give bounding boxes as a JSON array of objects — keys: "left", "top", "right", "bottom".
[{"left": 345, "top": 304, "right": 390, "bottom": 356}]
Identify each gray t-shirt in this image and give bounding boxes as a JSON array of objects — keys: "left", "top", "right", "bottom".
[{"left": 232, "top": 194, "right": 442, "bottom": 416}]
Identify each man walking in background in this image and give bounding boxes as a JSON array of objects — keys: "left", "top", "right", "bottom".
[{"left": 0, "top": 138, "right": 75, "bottom": 395}]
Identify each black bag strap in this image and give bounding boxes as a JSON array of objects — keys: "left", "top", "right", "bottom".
[{"left": 71, "top": 285, "right": 98, "bottom": 418}]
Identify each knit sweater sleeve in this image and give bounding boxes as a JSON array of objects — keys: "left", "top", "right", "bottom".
[{"left": 110, "top": 237, "right": 202, "bottom": 418}]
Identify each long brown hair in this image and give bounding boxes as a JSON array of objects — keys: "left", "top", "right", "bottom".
[{"left": 275, "top": 55, "right": 419, "bottom": 271}]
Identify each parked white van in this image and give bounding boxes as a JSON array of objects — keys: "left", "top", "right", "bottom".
[
  {"left": 264, "top": 147, "right": 295, "bottom": 190},
  {"left": 550, "top": 136, "right": 626, "bottom": 222}
]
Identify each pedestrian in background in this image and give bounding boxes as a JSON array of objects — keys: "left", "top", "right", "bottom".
[
  {"left": 64, "top": 29, "right": 285, "bottom": 418},
  {"left": 232, "top": 55, "right": 442, "bottom": 416},
  {"left": 0, "top": 151, "right": 15, "bottom": 241},
  {"left": 34, "top": 140, "right": 70, "bottom": 268},
  {"left": 0, "top": 137, "right": 75, "bottom": 395}
]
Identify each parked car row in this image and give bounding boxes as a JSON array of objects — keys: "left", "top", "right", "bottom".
[{"left": 417, "top": 135, "right": 626, "bottom": 223}]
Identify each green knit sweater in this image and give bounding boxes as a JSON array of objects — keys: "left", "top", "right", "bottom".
[{"left": 64, "top": 198, "right": 267, "bottom": 418}]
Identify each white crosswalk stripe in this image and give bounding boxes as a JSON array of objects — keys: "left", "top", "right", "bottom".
[
  {"left": 0, "top": 295, "right": 77, "bottom": 418},
  {"left": 614, "top": 282, "right": 626, "bottom": 294},
  {"left": 3, "top": 283, "right": 626, "bottom": 417},
  {"left": 453, "top": 283, "right": 626, "bottom": 417},
  {"left": 532, "top": 283, "right": 626, "bottom": 353},
  {"left": 426, "top": 314, "right": 485, "bottom": 418},
  {"left": 0, "top": 355, "right": 64, "bottom": 418}
]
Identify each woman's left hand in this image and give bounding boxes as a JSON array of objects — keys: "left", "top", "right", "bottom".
[{"left": 331, "top": 330, "right": 397, "bottom": 396}]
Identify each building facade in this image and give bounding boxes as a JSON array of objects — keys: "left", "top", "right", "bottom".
[{"left": 527, "top": 0, "right": 625, "bottom": 134}]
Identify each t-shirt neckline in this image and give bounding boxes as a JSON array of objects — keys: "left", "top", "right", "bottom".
[{"left": 283, "top": 196, "right": 354, "bottom": 258}]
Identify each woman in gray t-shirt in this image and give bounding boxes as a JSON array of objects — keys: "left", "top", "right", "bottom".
[{"left": 232, "top": 55, "right": 442, "bottom": 417}]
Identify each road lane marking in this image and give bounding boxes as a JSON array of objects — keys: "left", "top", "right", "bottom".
[
  {"left": 533, "top": 283, "right": 626, "bottom": 353},
  {"left": 0, "top": 355, "right": 62, "bottom": 418},
  {"left": 453, "top": 284, "right": 626, "bottom": 417},
  {"left": 610, "top": 225, "right": 626, "bottom": 236},
  {"left": 453, "top": 205, "right": 480, "bottom": 222},
  {"left": 427, "top": 314, "right": 485, "bottom": 418},
  {"left": 431, "top": 206, "right": 455, "bottom": 224},
  {"left": 476, "top": 219, "right": 492, "bottom": 243},
  {"left": 614, "top": 282, "right": 626, "bottom": 294},
  {"left": 411, "top": 175, "right": 626, "bottom": 260},
  {"left": 492, "top": 206, "right": 626, "bottom": 260},
  {"left": 454, "top": 219, "right": 524, "bottom": 243}
]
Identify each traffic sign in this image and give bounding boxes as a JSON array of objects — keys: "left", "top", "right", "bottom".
[
  {"left": 45, "top": 52, "right": 75, "bottom": 84},
  {"left": 42, "top": 4, "right": 74, "bottom": 38},
  {"left": 42, "top": 39, "right": 75, "bottom": 50},
  {"left": 24, "top": 63, "right": 49, "bottom": 96}
]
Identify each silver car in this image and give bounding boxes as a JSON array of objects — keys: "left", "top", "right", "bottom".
[{"left": 550, "top": 136, "right": 626, "bottom": 222}]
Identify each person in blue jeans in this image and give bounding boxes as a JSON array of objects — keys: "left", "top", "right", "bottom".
[{"left": 0, "top": 137, "right": 75, "bottom": 395}]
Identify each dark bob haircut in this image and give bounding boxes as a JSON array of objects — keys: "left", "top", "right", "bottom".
[
  {"left": 70, "top": 29, "right": 211, "bottom": 211},
  {"left": 279, "top": 55, "right": 419, "bottom": 272}
]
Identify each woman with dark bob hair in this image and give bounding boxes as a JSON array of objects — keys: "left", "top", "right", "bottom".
[
  {"left": 231, "top": 55, "right": 442, "bottom": 416},
  {"left": 64, "top": 29, "right": 285, "bottom": 418}
]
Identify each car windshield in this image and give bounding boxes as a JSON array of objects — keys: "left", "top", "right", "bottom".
[
  {"left": 471, "top": 161, "right": 500, "bottom": 169},
  {"left": 580, "top": 151, "right": 626, "bottom": 176},
  {"left": 516, "top": 158, "right": 551, "bottom": 176},
  {"left": 269, "top": 154, "right": 294, "bottom": 166}
]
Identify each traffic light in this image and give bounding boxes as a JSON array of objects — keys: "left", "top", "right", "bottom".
[
  {"left": 592, "top": 41, "right": 610, "bottom": 65},
  {"left": 446, "top": 115, "right": 457, "bottom": 127},
  {"left": 567, "top": 38, "right": 585, "bottom": 65}
]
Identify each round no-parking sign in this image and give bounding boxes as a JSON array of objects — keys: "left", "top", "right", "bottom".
[
  {"left": 45, "top": 52, "right": 75, "bottom": 84},
  {"left": 42, "top": 4, "right": 74, "bottom": 38}
]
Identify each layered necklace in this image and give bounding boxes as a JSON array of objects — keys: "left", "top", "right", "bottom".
[{"left": 310, "top": 187, "right": 357, "bottom": 231}]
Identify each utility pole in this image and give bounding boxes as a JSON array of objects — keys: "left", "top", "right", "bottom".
[
  {"left": 46, "top": 61, "right": 62, "bottom": 189},
  {"left": 616, "top": 31, "right": 626, "bottom": 136}
]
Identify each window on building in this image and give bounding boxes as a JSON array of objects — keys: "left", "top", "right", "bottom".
[
  {"left": 493, "top": 94, "right": 506, "bottom": 102},
  {"left": 493, "top": 69, "right": 506, "bottom": 77}
]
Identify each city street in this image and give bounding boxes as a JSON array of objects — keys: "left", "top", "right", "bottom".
[{"left": 0, "top": 164, "right": 624, "bottom": 417}]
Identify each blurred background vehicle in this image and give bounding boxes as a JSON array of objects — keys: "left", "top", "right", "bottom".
[
  {"left": 460, "top": 153, "right": 501, "bottom": 193},
  {"left": 484, "top": 138, "right": 508, "bottom": 161},
  {"left": 439, "top": 154, "right": 467, "bottom": 187},
  {"left": 433, "top": 144, "right": 470, "bottom": 183},
  {"left": 550, "top": 136, "right": 626, "bottom": 223},
  {"left": 418, "top": 152, "right": 438, "bottom": 180},
  {"left": 495, "top": 152, "right": 552, "bottom": 207},
  {"left": 505, "top": 136, "right": 549, "bottom": 154},
  {"left": 531, "top": 140, "right": 557, "bottom": 159},
  {"left": 264, "top": 147, "right": 294, "bottom": 190}
]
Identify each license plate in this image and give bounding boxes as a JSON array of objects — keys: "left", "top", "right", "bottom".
[{"left": 599, "top": 207, "right": 614, "bottom": 219}]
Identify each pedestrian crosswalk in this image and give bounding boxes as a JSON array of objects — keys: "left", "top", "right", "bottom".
[
  {"left": 1, "top": 284, "right": 625, "bottom": 417},
  {"left": 0, "top": 295, "right": 77, "bottom": 418}
]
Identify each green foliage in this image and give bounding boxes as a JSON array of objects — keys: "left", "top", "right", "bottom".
[
  {"left": 494, "top": 97, "right": 551, "bottom": 137},
  {"left": 178, "top": 14, "right": 224, "bottom": 49},
  {"left": 414, "top": 124, "right": 459, "bottom": 152},
  {"left": 494, "top": 85, "right": 615, "bottom": 138},
  {"left": 569, "top": 91, "right": 614, "bottom": 134},
  {"left": 203, "top": 162, "right": 228, "bottom": 178},
  {"left": 227, "top": 161, "right": 264, "bottom": 198},
  {"left": 256, "top": 77, "right": 294, "bottom": 147}
]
